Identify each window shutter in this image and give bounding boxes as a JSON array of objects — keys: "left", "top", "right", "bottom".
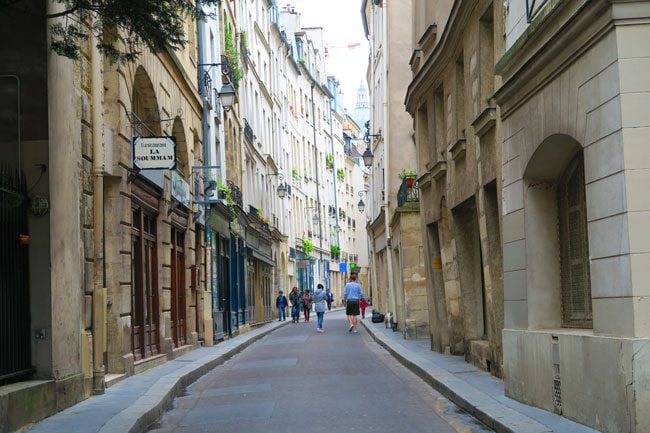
[{"left": 558, "top": 155, "right": 592, "bottom": 328}]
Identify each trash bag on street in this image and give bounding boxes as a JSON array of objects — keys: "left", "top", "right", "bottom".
[{"left": 371, "top": 311, "right": 385, "bottom": 323}]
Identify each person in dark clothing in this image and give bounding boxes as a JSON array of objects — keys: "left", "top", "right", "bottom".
[
  {"left": 326, "top": 288, "right": 334, "bottom": 311},
  {"left": 276, "top": 290, "right": 288, "bottom": 321},
  {"left": 302, "top": 289, "right": 313, "bottom": 322},
  {"left": 289, "top": 287, "right": 301, "bottom": 323}
]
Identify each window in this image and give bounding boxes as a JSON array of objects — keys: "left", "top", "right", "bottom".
[{"left": 558, "top": 154, "right": 592, "bottom": 328}]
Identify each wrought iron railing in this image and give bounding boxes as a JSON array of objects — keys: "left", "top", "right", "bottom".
[
  {"left": 227, "top": 180, "right": 243, "bottom": 208},
  {"left": 397, "top": 178, "right": 419, "bottom": 208},
  {"left": 244, "top": 118, "right": 254, "bottom": 143}
]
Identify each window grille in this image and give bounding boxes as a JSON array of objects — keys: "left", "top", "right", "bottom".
[{"left": 558, "top": 155, "right": 592, "bottom": 328}]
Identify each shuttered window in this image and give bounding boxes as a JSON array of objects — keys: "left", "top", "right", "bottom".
[{"left": 558, "top": 155, "right": 592, "bottom": 328}]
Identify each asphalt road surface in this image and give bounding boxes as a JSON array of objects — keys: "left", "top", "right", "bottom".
[{"left": 148, "top": 311, "right": 493, "bottom": 433}]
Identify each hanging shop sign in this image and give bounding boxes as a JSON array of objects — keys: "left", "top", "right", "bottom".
[
  {"left": 133, "top": 136, "right": 176, "bottom": 170},
  {"left": 171, "top": 170, "right": 191, "bottom": 208}
]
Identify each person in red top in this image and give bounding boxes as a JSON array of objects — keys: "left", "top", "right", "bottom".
[
  {"left": 359, "top": 297, "right": 368, "bottom": 319},
  {"left": 302, "top": 289, "right": 313, "bottom": 322}
]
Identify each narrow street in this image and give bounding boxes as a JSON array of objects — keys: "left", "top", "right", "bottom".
[{"left": 147, "top": 311, "right": 492, "bottom": 433}]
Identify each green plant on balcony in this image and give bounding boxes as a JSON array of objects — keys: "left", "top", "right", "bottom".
[
  {"left": 217, "top": 180, "right": 236, "bottom": 216},
  {"left": 292, "top": 168, "right": 301, "bottom": 180},
  {"left": 336, "top": 168, "right": 345, "bottom": 183},
  {"left": 339, "top": 209, "right": 346, "bottom": 219},
  {"left": 330, "top": 244, "right": 341, "bottom": 259},
  {"left": 223, "top": 18, "right": 242, "bottom": 85},
  {"left": 326, "top": 153, "right": 334, "bottom": 170},
  {"left": 302, "top": 239, "right": 314, "bottom": 255},
  {"left": 398, "top": 169, "right": 417, "bottom": 187}
]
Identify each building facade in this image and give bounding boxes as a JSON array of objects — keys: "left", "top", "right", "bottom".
[
  {"left": 363, "top": 0, "right": 430, "bottom": 338},
  {"left": 404, "top": 0, "right": 505, "bottom": 376},
  {"left": 0, "top": 1, "right": 211, "bottom": 430},
  {"left": 0, "top": 2, "right": 373, "bottom": 431},
  {"left": 497, "top": 1, "right": 650, "bottom": 430}
]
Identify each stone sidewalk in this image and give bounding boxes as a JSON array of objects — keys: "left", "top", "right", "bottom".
[
  {"left": 23, "top": 320, "right": 289, "bottom": 433},
  {"left": 360, "top": 317, "right": 599, "bottom": 433}
]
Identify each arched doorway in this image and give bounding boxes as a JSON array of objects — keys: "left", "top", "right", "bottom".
[
  {"left": 523, "top": 134, "right": 591, "bottom": 329},
  {"left": 130, "top": 66, "right": 161, "bottom": 361}
]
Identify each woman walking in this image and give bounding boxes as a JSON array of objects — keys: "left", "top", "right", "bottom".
[
  {"left": 289, "top": 287, "right": 301, "bottom": 323},
  {"left": 313, "top": 284, "right": 327, "bottom": 332},
  {"left": 302, "top": 289, "right": 313, "bottom": 322}
]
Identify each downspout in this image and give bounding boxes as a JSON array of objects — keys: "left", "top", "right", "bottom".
[
  {"left": 197, "top": 8, "right": 211, "bottom": 245},
  {"left": 311, "top": 84, "right": 323, "bottom": 285},
  {"left": 381, "top": 0, "right": 398, "bottom": 318},
  {"left": 328, "top": 97, "right": 340, "bottom": 287},
  {"left": 196, "top": 6, "right": 212, "bottom": 343},
  {"left": 90, "top": 24, "right": 106, "bottom": 395}
]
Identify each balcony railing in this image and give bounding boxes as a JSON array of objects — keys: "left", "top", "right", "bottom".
[
  {"left": 244, "top": 118, "right": 254, "bottom": 143},
  {"left": 227, "top": 180, "right": 243, "bottom": 208},
  {"left": 397, "top": 178, "right": 419, "bottom": 208}
]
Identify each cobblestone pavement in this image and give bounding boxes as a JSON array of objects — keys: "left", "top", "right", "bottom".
[{"left": 148, "top": 311, "right": 493, "bottom": 433}]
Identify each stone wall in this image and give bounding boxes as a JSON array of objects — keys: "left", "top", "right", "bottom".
[
  {"left": 496, "top": 1, "right": 650, "bottom": 429},
  {"left": 406, "top": 0, "right": 504, "bottom": 376}
]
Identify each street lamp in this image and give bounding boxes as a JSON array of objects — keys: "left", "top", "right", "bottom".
[
  {"left": 362, "top": 146, "right": 374, "bottom": 168},
  {"left": 305, "top": 206, "right": 320, "bottom": 223},
  {"left": 198, "top": 62, "right": 237, "bottom": 112},
  {"left": 363, "top": 121, "right": 380, "bottom": 168},
  {"left": 217, "top": 83, "right": 236, "bottom": 112},
  {"left": 358, "top": 190, "right": 369, "bottom": 213},
  {"left": 276, "top": 182, "right": 287, "bottom": 199},
  {"left": 266, "top": 173, "right": 287, "bottom": 199}
]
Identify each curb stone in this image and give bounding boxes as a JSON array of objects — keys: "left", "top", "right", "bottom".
[
  {"left": 360, "top": 320, "right": 573, "bottom": 433},
  {"left": 98, "top": 321, "right": 289, "bottom": 433}
]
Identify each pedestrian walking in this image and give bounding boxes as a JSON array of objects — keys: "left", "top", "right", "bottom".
[
  {"left": 289, "top": 287, "right": 301, "bottom": 323},
  {"left": 326, "top": 288, "right": 334, "bottom": 311},
  {"left": 276, "top": 290, "right": 288, "bottom": 321},
  {"left": 359, "top": 297, "right": 368, "bottom": 319},
  {"left": 302, "top": 289, "right": 313, "bottom": 322},
  {"left": 313, "top": 284, "right": 327, "bottom": 332},
  {"left": 343, "top": 271, "right": 366, "bottom": 333}
]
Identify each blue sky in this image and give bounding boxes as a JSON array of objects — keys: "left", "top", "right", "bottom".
[{"left": 286, "top": 0, "right": 369, "bottom": 111}]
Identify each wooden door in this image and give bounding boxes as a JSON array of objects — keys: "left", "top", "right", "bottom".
[{"left": 171, "top": 227, "right": 186, "bottom": 347}]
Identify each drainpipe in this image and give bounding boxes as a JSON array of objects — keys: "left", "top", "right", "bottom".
[
  {"left": 197, "top": 8, "right": 211, "bottom": 242},
  {"left": 328, "top": 96, "right": 340, "bottom": 285},
  {"left": 90, "top": 24, "right": 106, "bottom": 395},
  {"left": 311, "top": 84, "right": 323, "bottom": 286},
  {"left": 196, "top": 5, "right": 212, "bottom": 345},
  {"left": 381, "top": 0, "right": 398, "bottom": 319}
]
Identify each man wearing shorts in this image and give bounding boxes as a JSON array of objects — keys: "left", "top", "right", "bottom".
[{"left": 343, "top": 271, "right": 366, "bottom": 333}]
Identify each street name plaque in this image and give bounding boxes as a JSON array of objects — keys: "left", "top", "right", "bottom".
[{"left": 133, "top": 136, "right": 177, "bottom": 170}]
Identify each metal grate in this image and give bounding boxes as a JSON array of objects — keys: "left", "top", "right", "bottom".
[
  {"left": 553, "top": 363, "right": 562, "bottom": 410},
  {"left": 0, "top": 163, "right": 32, "bottom": 382},
  {"left": 558, "top": 155, "right": 592, "bottom": 328}
]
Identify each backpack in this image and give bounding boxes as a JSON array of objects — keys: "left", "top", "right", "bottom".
[{"left": 371, "top": 311, "right": 385, "bottom": 323}]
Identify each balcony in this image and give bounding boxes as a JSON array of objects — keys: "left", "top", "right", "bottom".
[
  {"left": 244, "top": 118, "right": 254, "bottom": 143},
  {"left": 227, "top": 180, "right": 243, "bottom": 208},
  {"left": 397, "top": 178, "right": 419, "bottom": 208}
]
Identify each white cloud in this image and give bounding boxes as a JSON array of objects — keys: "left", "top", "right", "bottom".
[{"left": 284, "top": 0, "right": 369, "bottom": 111}]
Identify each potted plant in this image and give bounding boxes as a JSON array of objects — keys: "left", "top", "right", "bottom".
[
  {"left": 330, "top": 245, "right": 341, "bottom": 260},
  {"left": 337, "top": 168, "right": 345, "bottom": 183},
  {"left": 217, "top": 180, "right": 236, "bottom": 217},
  {"left": 292, "top": 168, "right": 300, "bottom": 181},
  {"left": 326, "top": 153, "right": 334, "bottom": 170},
  {"left": 302, "top": 239, "right": 314, "bottom": 255},
  {"left": 399, "top": 169, "right": 417, "bottom": 187}
]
